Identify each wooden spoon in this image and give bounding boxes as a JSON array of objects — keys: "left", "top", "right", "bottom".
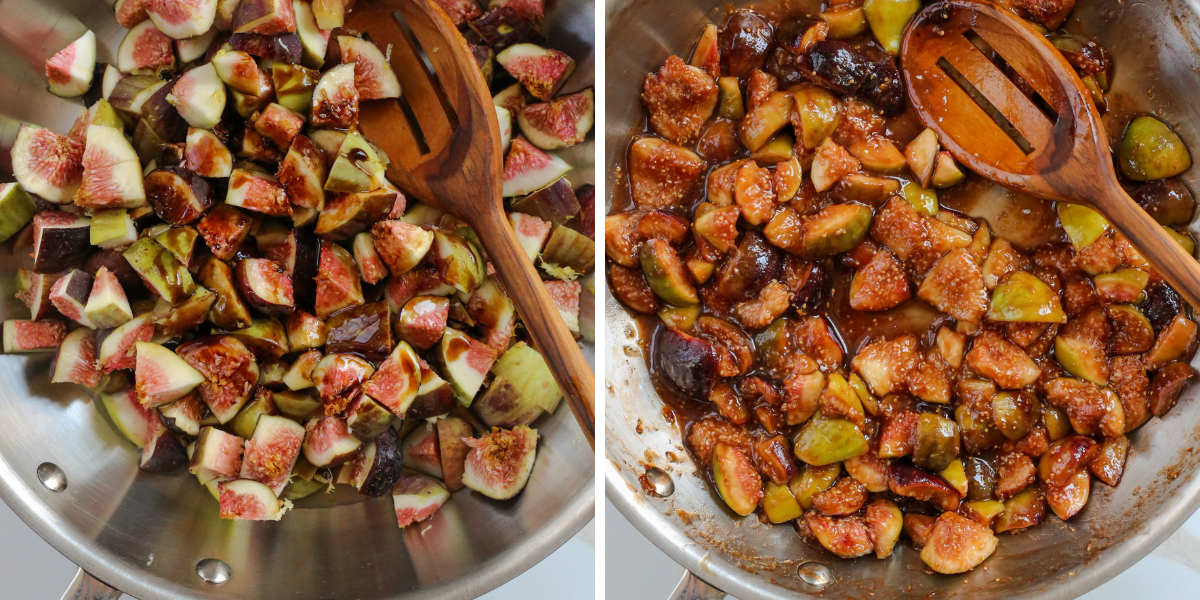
[
  {"left": 345, "top": 0, "right": 596, "bottom": 448},
  {"left": 900, "top": 0, "right": 1200, "bottom": 308}
]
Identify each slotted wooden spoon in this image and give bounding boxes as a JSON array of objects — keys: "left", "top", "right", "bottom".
[
  {"left": 901, "top": 0, "right": 1200, "bottom": 308},
  {"left": 344, "top": 0, "right": 595, "bottom": 448}
]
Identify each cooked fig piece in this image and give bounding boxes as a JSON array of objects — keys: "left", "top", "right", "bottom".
[
  {"left": 96, "top": 314, "right": 154, "bottom": 374},
  {"left": 805, "top": 511, "right": 873, "bottom": 558},
  {"left": 178, "top": 336, "right": 260, "bottom": 423},
  {"left": 46, "top": 30, "right": 98, "bottom": 98},
  {"left": 134, "top": 341, "right": 204, "bottom": 407},
  {"left": 325, "top": 129, "right": 388, "bottom": 193},
  {"left": 302, "top": 414, "right": 361, "bottom": 467},
  {"left": 1144, "top": 314, "right": 1197, "bottom": 370},
  {"left": 196, "top": 203, "right": 253, "bottom": 260},
  {"left": 159, "top": 391, "right": 206, "bottom": 436},
  {"left": 323, "top": 301, "right": 391, "bottom": 361},
  {"left": 50, "top": 327, "right": 101, "bottom": 387},
  {"left": 276, "top": 135, "right": 327, "bottom": 210},
  {"left": 402, "top": 422, "right": 444, "bottom": 477},
  {"left": 966, "top": 332, "right": 1041, "bottom": 389},
  {"left": 31, "top": 212, "right": 91, "bottom": 274},
  {"left": 226, "top": 168, "right": 291, "bottom": 216},
  {"left": 144, "top": 167, "right": 214, "bottom": 225},
  {"left": 270, "top": 389, "right": 319, "bottom": 421},
  {"left": 393, "top": 473, "right": 450, "bottom": 527},
  {"left": 461, "top": 426, "right": 538, "bottom": 500},
  {"left": 353, "top": 343, "right": 420, "bottom": 418},
  {"left": 316, "top": 189, "right": 397, "bottom": 240},
  {"left": 235, "top": 258, "right": 294, "bottom": 316},
  {"left": 314, "top": 241, "right": 364, "bottom": 318},
  {"left": 1044, "top": 468, "right": 1091, "bottom": 520},
  {"left": 653, "top": 327, "right": 719, "bottom": 399},
  {"left": 920, "top": 511, "right": 998, "bottom": 574},
  {"left": 337, "top": 35, "right": 401, "bottom": 100},
  {"left": 233, "top": 0, "right": 296, "bottom": 34},
  {"left": 470, "top": 7, "right": 538, "bottom": 50},
  {"left": 346, "top": 392, "right": 395, "bottom": 441},
  {"left": 1149, "top": 361, "right": 1194, "bottom": 417},
  {"left": 239, "top": 414, "right": 305, "bottom": 494},
  {"left": 123, "top": 237, "right": 196, "bottom": 305},
  {"left": 888, "top": 463, "right": 961, "bottom": 511},
  {"left": 117, "top": 20, "right": 175, "bottom": 75},
  {"left": 218, "top": 479, "right": 288, "bottom": 521},
  {"left": 310, "top": 62, "right": 357, "bottom": 128}
]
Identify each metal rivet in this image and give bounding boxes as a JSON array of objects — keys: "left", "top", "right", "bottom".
[
  {"left": 196, "top": 559, "right": 231, "bottom": 585},
  {"left": 36, "top": 463, "right": 66, "bottom": 492},
  {"left": 797, "top": 561, "right": 832, "bottom": 588},
  {"left": 644, "top": 467, "right": 674, "bottom": 497}
]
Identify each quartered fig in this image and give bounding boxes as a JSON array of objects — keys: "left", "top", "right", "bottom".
[
  {"left": 177, "top": 335, "right": 260, "bottom": 423},
  {"left": 302, "top": 414, "right": 362, "bottom": 467},
  {"left": 239, "top": 414, "right": 305, "bottom": 494},
  {"left": 96, "top": 314, "right": 155, "bottom": 372},
  {"left": 393, "top": 473, "right": 450, "bottom": 527},
  {"left": 402, "top": 422, "right": 444, "bottom": 478},
  {"left": 495, "top": 43, "right": 574, "bottom": 100},
  {"left": 50, "top": 327, "right": 102, "bottom": 388},
  {"left": 46, "top": 30, "right": 98, "bottom": 98},
  {"left": 311, "top": 62, "right": 357, "bottom": 128},
  {"left": 11, "top": 125, "right": 83, "bottom": 204},
  {"left": 218, "top": 479, "right": 289, "bottom": 520},
  {"left": 518, "top": 89, "right": 594, "bottom": 150},
  {"left": 461, "top": 426, "right": 538, "bottom": 500},
  {"left": 236, "top": 257, "right": 295, "bottom": 316},
  {"left": 439, "top": 327, "right": 497, "bottom": 403},
  {"left": 314, "top": 241, "right": 364, "bottom": 318},
  {"left": 117, "top": 20, "right": 176, "bottom": 75},
  {"left": 337, "top": 35, "right": 401, "bottom": 100},
  {"left": 134, "top": 341, "right": 204, "bottom": 407}
]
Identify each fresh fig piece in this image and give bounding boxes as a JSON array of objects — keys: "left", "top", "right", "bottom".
[
  {"left": 312, "top": 353, "right": 374, "bottom": 413},
  {"left": 232, "top": 388, "right": 281, "bottom": 438},
  {"left": 276, "top": 135, "right": 327, "bottom": 210},
  {"left": 190, "top": 426, "right": 245, "bottom": 484},
  {"left": 355, "top": 427, "right": 403, "bottom": 497},
  {"left": 302, "top": 414, "right": 361, "bottom": 467},
  {"left": 281, "top": 349, "right": 322, "bottom": 391},
  {"left": 49, "top": 269, "right": 95, "bottom": 328},
  {"left": 472, "top": 374, "right": 545, "bottom": 428},
  {"left": 510, "top": 178, "right": 580, "bottom": 226},
  {"left": 310, "top": 62, "right": 357, "bottom": 129},
  {"left": 357, "top": 342, "right": 420, "bottom": 417},
  {"left": 115, "top": 0, "right": 150, "bottom": 28},
  {"left": 233, "top": 0, "right": 297, "bottom": 35},
  {"left": 89, "top": 209, "right": 138, "bottom": 249},
  {"left": 395, "top": 295, "right": 449, "bottom": 350},
  {"left": 77, "top": 125, "right": 146, "bottom": 209},
  {"left": 218, "top": 479, "right": 289, "bottom": 520},
  {"left": 290, "top": 227, "right": 321, "bottom": 311},
  {"left": 439, "top": 327, "right": 496, "bottom": 404},
  {"left": 31, "top": 212, "right": 90, "bottom": 275},
  {"left": 325, "top": 301, "right": 393, "bottom": 361},
  {"left": 134, "top": 341, "right": 205, "bottom": 407},
  {"left": 226, "top": 168, "right": 291, "bottom": 216},
  {"left": 17, "top": 271, "right": 58, "bottom": 321},
  {"left": 100, "top": 64, "right": 125, "bottom": 100},
  {"left": 461, "top": 426, "right": 537, "bottom": 500},
  {"left": 285, "top": 310, "right": 327, "bottom": 352},
  {"left": 493, "top": 82, "right": 526, "bottom": 117},
  {"left": 437, "top": 415, "right": 474, "bottom": 491},
  {"left": 197, "top": 203, "right": 253, "bottom": 260},
  {"left": 408, "top": 367, "right": 456, "bottom": 420},
  {"left": 108, "top": 76, "right": 164, "bottom": 118},
  {"left": 85, "top": 267, "right": 134, "bottom": 329},
  {"left": 502, "top": 136, "right": 571, "bottom": 197},
  {"left": 495, "top": 106, "right": 513, "bottom": 153},
  {"left": 176, "top": 28, "right": 218, "bottom": 63},
  {"left": 517, "top": 89, "right": 593, "bottom": 150},
  {"left": 195, "top": 258, "right": 250, "bottom": 330},
  {"left": 235, "top": 258, "right": 295, "bottom": 315},
  {"left": 337, "top": 35, "right": 401, "bottom": 100},
  {"left": 11, "top": 125, "right": 83, "bottom": 204},
  {"left": 346, "top": 393, "right": 395, "bottom": 440},
  {"left": 496, "top": 43, "right": 575, "bottom": 101},
  {"left": 252, "top": 103, "right": 304, "bottom": 150},
  {"left": 223, "top": 317, "right": 290, "bottom": 360},
  {"left": 159, "top": 390, "right": 206, "bottom": 436},
  {"left": 50, "top": 327, "right": 102, "bottom": 387},
  {"left": 144, "top": 0, "right": 218, "bottom": 39},
  {"left": 101, "top": 386, "right": 160, "bottom": 448},
  {"left": 178, "top": 336, "right": 260, "bottom": 423},
  {"left": 238, "top": 413, "right": 305, "bottom": 494},
  {"left": 365, "top": 221, "right": 432, "bottom": 278},
  {"left": 310, "top": 0, "right": 344, "bottom": 29},
  {"left": 46, "top": 30, "right": 98, "bottom": 98},
  {"left": 167, "top": 62, "right": 226, "bottom": 129},
  {"left": 401, "top": 422, "right": 443, "bottom": 478},
  {"left": 0, "top": 183, "right": 36, "bottom": 243},
  {"left": 431, "top": 230, "right": 486, "bottom": 294},
  {"left": 325, "top": 129, "right": 388, "bottom": 193},
  {"left": 314, "top": 241, "right": 364, "bottom": 318},
  {"left": 140, "top": 418, "right": 187, "bottom": 472},
  {"left": 316, "top": 189, "right": 397, "bottom": 239},
  {"left": 152, "top": 285, "right": 215, "bottom": 336},
  {"left": 352, "top": 233, "right": 388, "bottom": 285},
  {"left": 470, "top": 7, "right": 537, "bottom": 50},
  {"left": 117, "top": 20, "right": 176, "bottom": 75},
  {"left": 291, "top": 0, "right": 329, "bottom": 68},
  {"left": 97, "top": 313, "right": 155, "bottom": 372},
  {"left": 212, "top": 49, "right": 274, "bottom": 96},
  {"left": 393, "top": 473, "right": 450, "bottom": 527},
  {"left": 123, "top": 237, "right": 196, "bottom": 304},
  {"left": 144, "top": 167, "right": 214, "bottom": 225},
  {"left": 229, "top": 32, "right": 302, "bottom": 63}
]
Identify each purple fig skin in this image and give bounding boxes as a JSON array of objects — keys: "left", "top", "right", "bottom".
[
  {"left": 32, "top": 213, "right": 91, "bottom": 274},
  {"left": 139, "top": 427, "right": 188, "bottom": 472},
  {"left": 142, "top": 78, "right": 188, "bottom": 144},
  {"left": 469, "top": 7, "right": 542, "bottom": 50},
  {"left": 653, "top": 327, "right": 720, "bottom": 400},
  {"left": 82, "top": 62, "right": 107, "bottom": 107},
  {"left": 292, "top": 227, "right": 320, "bottom": 312},
  {"left": 86, "top": 248, "right": 146, "bottom": 298},
  {"left": 230, "top": 33, "right": 302, "bottom": 63},
  {"left": 407, "top": 378, "right": 456, "bottom": 420},
  {"left": 325, "top": 301, "right": 393, "bottom": 361},
  {"left": 359, "top": 427, "right": 404, "bottom": 497},
  {"left": 145, "top": 167, "right": 215, "bottom": 225},
  {"left": 509, "top": 178, "right": 580, "bottom": 226}
]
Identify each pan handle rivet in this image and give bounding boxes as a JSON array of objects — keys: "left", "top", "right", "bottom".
[
  {"left": 196, "top": 559, "right": 231, "bottom": 585},
  {"left": 644, "top": 467, "right": 674, "bottom": 497},
  {"left": 797, "top": 561, "right": 831, "bottom": 588},
  {"left": 36, "top": 463, "right": 66, "bottom": 492}
]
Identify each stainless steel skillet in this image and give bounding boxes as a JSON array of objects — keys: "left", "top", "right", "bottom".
[
  {"left": 605, "top": 0, "right": 1200, "bottom": 597},
  {"left": 0, "top": 0, "right": 595, "bottom": 597}
]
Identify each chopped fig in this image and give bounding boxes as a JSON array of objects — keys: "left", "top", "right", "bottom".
[
  {"left": 496, "top": 43, "right": 574, "bottom": 100},
  {"left": 192, "top": 425, "right": 244, "bottom": 483},
  {"left": 431, "top": 230, "right": 486, "bottom": 294},
  {"left": 85, "top": 267, "right": 134, "bottom": 329},
  {"left": 212, "top": 49, "right": 273, "bottom": 96},
  {"left": 324, "top": 301, "right": 392, "bottom": 361},
  {"left": 108, "top": 76, "right": 166, "bottom": 118},
  {"left": 229, "top": 32, "right": 302, "bottom": 63},
  {"left": 302, "top": 414, "right": 361, "bottom": 467},
  {"left": 176, "top": 28, "right": 218, "bottom": 63},
  {"left": 223, "top": 317, "right": 290, "bottom": 360},
  {"left": 233, "top": 0, "right": 297, "bottom": 34},
  {"left": 285, "top": 310, "right": 327, "bottom": 352},
  {"left": 393, "top": 473, "right": 450, "bottom": 527},
  {"left": 49, "top": 269, "right": 95, "bottom": 328},
  {"left": 312, "top": 353, "right": 374, "bottom": 409},
  {"left": 11, "top": 125, "right": 83, "bottom": 204},
  {"left": 89, "top": 209, "right": 138, "bottom": 249},
  {"left": 270, "top": 60, "right": 319, "bottom": 114},
  {"left": 143, "top": 0, "right": 218, "bottom": 39},
  {"left": 402, "top": 422, "right": 443, "bottom": 478},
  {"left": 325, "top": 129, "right": 388, "bottom": 193},
  {"left": 32, "top": 212, "right": 91, "bottom": 274},
  {"left": 510, "top": 178, "right": 580, "bottom": 227},
  {"left": 271, "top": 389, "right": 321, "bottom": 420},
  {"left": 282, "top": 349, "right": 322, "bottom": 391},
  {"left": 517, "top": 89, "right": 594, "bottom": 150},
  {"left": 134, "top": 341, "right": 204, "bottom": 407},
  {"left": 472, "top": 376, "right": 544, "bottom": 428},
  {"left": 159, "top": 390, "right": 206, "bottom": 436},
  {"left": 369, "top": 220, "right": 434, "bottom": 276},
  {"left": 461, "top": 426, "right": 537, "bottom": 500},
  {"left": 471, "top": 8, "right": 538, "bottom": 50},
  {"left": 0, "top": 183, "right": 35, "bottom": 243},
  {"left": 234, "top": 258, "right": 294, "bottom": 315},
  {"left": 123, "top": 237, "right": 196, "bottom": 304},
  {"left": 408, "top": 367, "right": 456, "bottom": 420},
  {"left": 337, "top": 35, "right": 401, "bottom": 100},
  {"left": 177, "top": 335, "right": 260, "bottom": 423},
  {"left": 50, "top": 327, "right": 102, "bottom": 387},
  {"left": 311, "top": 62, "right": 357, "bottom": 128},
  {"left": 218, "top": 479, "right": 288, "bottom": 520},
  {"left": 238, "top": 414, "right": 305, "bottom": 494},
  {"left": 96, "top": 314, "right": 155, "bottom": 371},
  {"left": 920, "top": 511, "right": 998, "bottom": 574},
  {"left": 396, "top": 295, "right": 449, "bottom": 350},
  {"left": 46, "top": 31, "right": 98, "bottom": 98},
  {"left": 346, "top": 393, "right": 395, "bottom": 440},
  {"left": 101, "top": 386, "right": 160, "bottom": 448},
  {"left": 357, "top": 427, "right": 404, "bottom": 497},
  {"left": 439, "top": 327, "right": 496, "bottom": 404},
  {"left": 502, "top": 135, "right": 572, "bottom": 197},
  {"left": 277, "top": 134, "right": 327, "bottom": 210},
  {"left": 117, "top": 20, "right": 176, "bottom": 75},
  {"left": 544, "top": 279, "right": 580, "bottom": 333},
  {"left": 194, "top": 258, "right": 250, "bottom": 330},
  {"left": 352, "top": 232, "right": 388, "bottom": 285},
  {"left": 184, "top": 127, "right": 233, "bottom": 178},
  {"left": 116, "top": 0, "right": 150, "bottom": 28},
  {"left": 144, "top": 167, "right": 214, "bottom": 225},
  {"left": 252, "top": 103, "right": 304, "bottom": 149},
  {"left": 292, "top": 0, "right": 329, "bottom": 68},
  {"left": 77, "top": 125, "right": 146, "bottom": 209},
  {"left": 316, "top": 189, "right": 397, "bottom": 239},
  {"left": 226, "top": 168, "right": 291, "bottom": 216},
  {"left": 18, "top": 271, "right": 57, "bottom": 321},
  {"left": 168, "top": 64, "right": 225, "bottom": 132},
  {"left": 314, "top": 241, "right": 364, "bottom": 318},
  {"left": 197, "top": 203, "right": 253, "bottom": 260}
]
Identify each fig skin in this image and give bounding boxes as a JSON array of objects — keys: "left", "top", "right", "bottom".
[{"left": 359, "top": 427, "right": 404, "bottom": 497}]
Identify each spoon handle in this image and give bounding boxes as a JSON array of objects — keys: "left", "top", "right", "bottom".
[
  {"left": 1094, "top": 185, "right": 1200, "bottom": 309},
  {"left": 473, "top": 205, "right": 596, "bottom": 449}
]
